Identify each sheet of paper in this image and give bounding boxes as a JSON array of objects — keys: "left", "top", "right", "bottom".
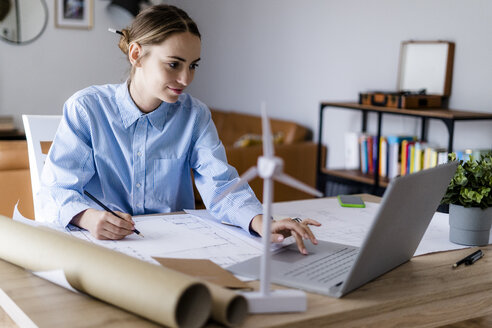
[
  {"left": 272, "top": 198, "right": 472, "bottom": 256},
  {"left": 184, "top": 209, "right": 262, "bottom": 247},
  {"left": 185, "top": 209, "right": 292, "bottom": 251},
  {"left": 32, "top": 270, "right": 79, "bottom": 293},
  {"left": 417, "top": 211, "right": 470, "bottom": 255},
  {"left": 153, "top": 210, "right": 264, "bottom": 267},
  {"left": 12, "top": 202, "right": 40, "bottom": 227},
  {"left": 65, "top": 213, "right": 227, "bottom": 263},
  {"left": 273, "top": 198, "right": 379, "bottom": 247},
  {"left": 13, "top": 202, "right": 68, "bottom": 232}
]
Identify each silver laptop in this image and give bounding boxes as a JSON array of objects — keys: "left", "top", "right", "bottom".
[{"left": 227, "top": 161, "right": 458, "bottom": 298}]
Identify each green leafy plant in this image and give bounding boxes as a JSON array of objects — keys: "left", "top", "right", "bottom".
[{"left": 441, "top": 152, "right": 492, "bottom": 209}]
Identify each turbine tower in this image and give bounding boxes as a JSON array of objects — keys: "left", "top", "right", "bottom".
[{"left": 216, "top": 102, "right": 323, "bottom": 313}]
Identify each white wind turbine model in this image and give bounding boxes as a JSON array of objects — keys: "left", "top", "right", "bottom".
[{"left": 215, "top": 103, "right": 323, "bottom": 313}]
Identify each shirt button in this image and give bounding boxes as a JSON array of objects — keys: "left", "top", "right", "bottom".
[
  {"left": 136, "top": 183, "right": 141, "bottom": 188},
  {"left": 137, "top": 151, "right": 142, "bottom": 157},
  {"left": 137, "top": 203, "right": 142, "bottom": 207}
]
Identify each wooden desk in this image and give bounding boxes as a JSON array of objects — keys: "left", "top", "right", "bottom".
[{"left": 2, "top": 195, "right": 492, "bottom": 327}]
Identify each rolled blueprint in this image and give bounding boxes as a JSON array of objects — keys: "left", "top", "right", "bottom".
[
  {"left": 0, "top": 216, "right": 211, "bottom": 328},
  {"left": 205, "top": 282, "right": 248, "bottom": 327},
  {"left": 152, "top": 257, "right": 249, "bottom": 327}
]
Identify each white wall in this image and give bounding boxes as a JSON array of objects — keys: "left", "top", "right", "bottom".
[
  {"left": 168, "top": 0, "right": 492, "bottom": 167},
  {"left": 0, "top": 0, "right": 130, "bottom": 128},
  {"left": 2, "top": 0, "right": 491, "bottom": 168}
]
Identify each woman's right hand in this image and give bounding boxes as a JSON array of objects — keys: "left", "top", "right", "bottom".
[{"left": 70, "top": 208, "right": 135, "bottom": 240}]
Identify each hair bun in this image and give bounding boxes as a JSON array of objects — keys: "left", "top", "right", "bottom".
[{"left": 118, "top": 29, "right": 131, "bottom": 54}]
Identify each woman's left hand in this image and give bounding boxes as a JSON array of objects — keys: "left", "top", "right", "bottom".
[{"left": 250, "top": 215, "right": 321, "bottom": 255}]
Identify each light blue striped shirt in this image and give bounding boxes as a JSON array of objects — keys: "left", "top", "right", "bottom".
[{"left": 38, "top": 82, "right": 262, "bottom": 233}]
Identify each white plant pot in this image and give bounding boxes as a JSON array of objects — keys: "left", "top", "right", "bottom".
[{"left": 449, "top": 204, "right": 492, "bottom": 246}]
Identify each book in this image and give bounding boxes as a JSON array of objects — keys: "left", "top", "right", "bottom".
[
  {"left": 344, "top": 132, "right": 360, "bottom": 170},
  {"left": 453, "top": 148, "right": 492, "bottom": 162},
  {"left": 367, "top": 135, "right": 374, "bottom": 174},
  {"left": 423, "top": 146, "right": 432, "bottom": 170},
  {"left": 372, "top": 136, "right": 378, "bottom": 175},
  {"left": 359, "top": 135, "right": 368, "bottom": 174},
  {"left": 402, "top": 141, "right": 416, "bottom": 175},
  {"left": 387, "top": 140, "right": 399, "bottom": 179},
  {"left": 387, "top": 136, "right": 414, "bottom": 179},
  {"left": 379, "top": 137, "right": 387, "bottom": 178},
  {"left": 401, "top": 140, "right": 409, "bottom": 176},
  {"left": 422, "top": 145, "right": 443, "bottom": 169},
  {"left": 413, "top": 142, "right": 425, "bottom": 173},
  {"left": 409, "top": 144, "right": 415, "bottom": 174},
  {"left": 438, "top": 151, "right": 448, "bottom": 165}
]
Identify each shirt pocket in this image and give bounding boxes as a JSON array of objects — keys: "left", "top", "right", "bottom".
[{"left": 153, "top": 158, "right": 184, "bottom": 202}]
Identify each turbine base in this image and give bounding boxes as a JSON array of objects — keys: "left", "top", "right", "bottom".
[{"left": 241, "top": 289, "right": 307, "bottom": 313}]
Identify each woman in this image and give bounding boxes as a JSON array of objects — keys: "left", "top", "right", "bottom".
[{"left": 39, "top": 4, "right": 319, "bottom": 254}]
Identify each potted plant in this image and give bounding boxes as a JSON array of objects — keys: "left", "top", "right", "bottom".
[{"left": 441, "top": 152, "right": 492, "bottom": 246}]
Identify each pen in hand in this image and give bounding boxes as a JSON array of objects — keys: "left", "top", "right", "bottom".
[
  {"left": 83, "top": 190, "right": 143, "bottom": 237},
  {"left": 452, "top": 249, "right": 483, "bottom": 268}
]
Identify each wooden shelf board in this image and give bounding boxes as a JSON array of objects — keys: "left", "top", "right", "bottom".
[
  {"left": 321, "top": 168, "right": 390, "bottom": 187},
  {"left": 320, "top": 102, "right": 492, "bottom": 120}
]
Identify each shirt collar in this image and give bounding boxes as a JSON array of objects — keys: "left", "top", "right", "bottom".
[
  {"left": 147, "top": 100, "right": 178, "bottom": 131},
  {"left": 115, "top": 82, "right": 181, "bottom": 131},
  {"left": 116, "top": 82, "right": 141, "bottom": 129}
]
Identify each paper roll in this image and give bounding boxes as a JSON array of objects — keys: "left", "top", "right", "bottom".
[
  {"left": 152, "top": 257, "right": 249, "bottom": 327},
  {"left": 0, "top": 216, "right": 211, "bottom": 328},
  {"left": 205, "top": 282, "right": 248, "bottom": 327}
]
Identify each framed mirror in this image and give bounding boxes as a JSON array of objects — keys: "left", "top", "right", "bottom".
[
  {"left": 397, "top": 41, "right": 455, "bottom": 96},
  {"left": 0, "top": 0, "right": 48, "bottom": 44}
]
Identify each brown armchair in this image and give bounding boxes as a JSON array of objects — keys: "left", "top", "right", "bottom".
[
  {"left": 0, "top": 141, "right": 34, "bottom": 219},
  {"left": 193, "top": 109, "right": 322, "bottom": 207}
]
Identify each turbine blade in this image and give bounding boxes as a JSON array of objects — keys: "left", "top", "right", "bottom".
[
  {"left": 238, "top": 166, "right": 259, "bottom": 184},
  {"left": 274, "top": 172, "right": 323, "bottom": 198},
  {"left": 261, "top": 102, "right": 274, "bottom": 157},
  {"left": 213, "top": 167, "right": 259, "bottom": 203}
]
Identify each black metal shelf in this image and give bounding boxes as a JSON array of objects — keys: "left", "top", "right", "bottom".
[{"left": 316, "top": 102, "right": 492, "bottom": 195}]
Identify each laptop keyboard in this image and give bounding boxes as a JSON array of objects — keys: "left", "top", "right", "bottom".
[{"left": 283, "top": 247, "right": 359, "bottom": 284}]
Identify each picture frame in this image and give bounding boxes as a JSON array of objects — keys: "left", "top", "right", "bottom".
[
  {"left": 397, "top": 40, "right": 455, "bottom": 96},
  {"left": 55, "top": 0, "right": 93, "bottom": 29}
]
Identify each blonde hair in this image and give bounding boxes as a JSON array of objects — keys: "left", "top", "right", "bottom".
[{"left": 118, "top": 4, "right": 201, "bottom": 79}]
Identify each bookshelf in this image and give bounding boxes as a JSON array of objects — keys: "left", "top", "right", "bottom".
[{"left": 316, "top": 102, "right": 492, "bottom": 195}]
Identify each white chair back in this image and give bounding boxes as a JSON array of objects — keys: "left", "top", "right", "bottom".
[{"left": 22, "top": 115, "right": 62, "bottom": 219}]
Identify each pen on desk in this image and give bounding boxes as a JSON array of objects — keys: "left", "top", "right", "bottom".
[
  {"left": 452, "top": 249, "right": 482, "bottom": 268},
  {"left": 83, "top": 190, "right": 143, "bottom": 237},
  {"left": 465, "top": 250, "right": 484, "bottom": 265}
]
